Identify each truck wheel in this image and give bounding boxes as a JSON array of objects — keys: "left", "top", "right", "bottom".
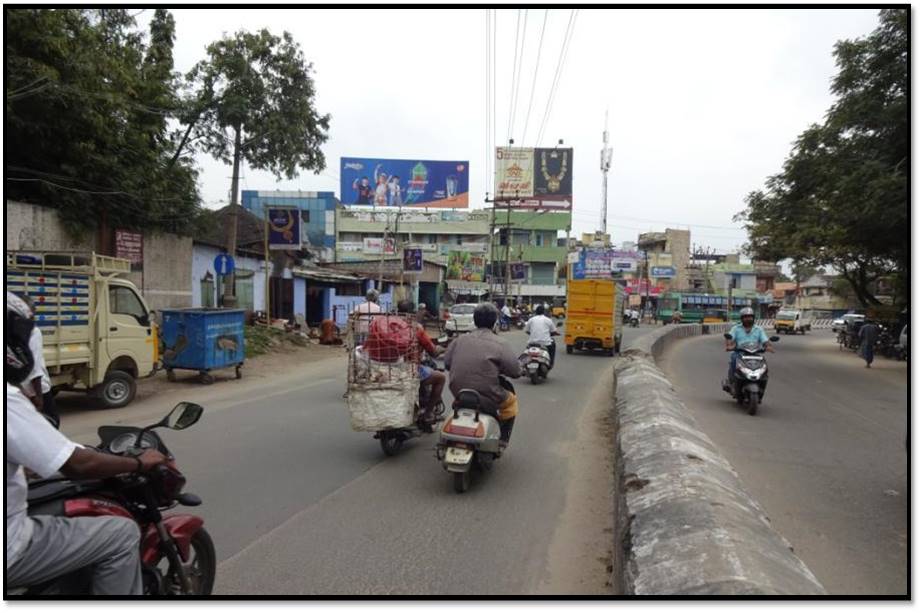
[
  {"left": 566, "top": 345, "right": 573, "bottom": 354},
  {"left": 200, "top": 372, "right": 215, "bottom": 385},
  {"left": 615, "top": 339, "right": 622, "bottom": 353},
  {"left": 97, "top": 371, "right": 137, "bottom": 409},
  {"left": 235, "top": 365, "right": 243, "bottom": 379},
  {"left": 166, "top": 369, "right": 176, "bottom": 382}
]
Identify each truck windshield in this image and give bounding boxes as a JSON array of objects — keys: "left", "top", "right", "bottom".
[
  {"left": 777, "top": 311, "right": 798, "bottom": 319},
  {"left": 110, "top": 286, "right": 148, "bottom": 323}
]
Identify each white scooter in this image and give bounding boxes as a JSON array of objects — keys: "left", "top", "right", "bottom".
[
  {"left": 436, "top": 377, "right": 515, "bottom": 493},
  {"left": 520, "top": 342, "right": 553, "bottom": 384}
]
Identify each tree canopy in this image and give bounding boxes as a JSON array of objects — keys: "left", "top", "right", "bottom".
[
  {"left": 736, "top": 9, "right": 907, "bottom": 307},
  {"left": 6, "top": 8, "right": 202, "bottom": 236}
]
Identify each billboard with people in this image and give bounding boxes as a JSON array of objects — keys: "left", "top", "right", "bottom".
[{"left": 340, "top": 157, "right": 469, "bottom": 208}]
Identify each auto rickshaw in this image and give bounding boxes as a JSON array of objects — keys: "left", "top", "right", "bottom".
[{"left": 702, "top": 308, "right": 729, "bottom": 324}]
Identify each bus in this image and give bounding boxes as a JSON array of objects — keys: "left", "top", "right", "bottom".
[{"left": 656, "top": 292, "right": 753, "bottom": 324}]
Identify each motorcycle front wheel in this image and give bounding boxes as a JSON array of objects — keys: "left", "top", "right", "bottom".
[
  {"left": 156, "top": 528, "right": 216, "bottom": 595},
  {"left": 747, "top": 394, "right": 759, "bottom": 416}
]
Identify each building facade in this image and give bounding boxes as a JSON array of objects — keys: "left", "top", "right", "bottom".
[{"left": 490, "top": 210, "right": 571, "bottom": 301}]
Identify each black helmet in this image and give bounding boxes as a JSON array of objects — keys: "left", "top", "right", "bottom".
[{"left": 6, "top": 292, "right": 35, "bottom": 385}]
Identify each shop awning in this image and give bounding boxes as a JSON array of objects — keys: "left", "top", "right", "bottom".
[{"left": 292, "top": 267, "right": 362, "bottom": 284}]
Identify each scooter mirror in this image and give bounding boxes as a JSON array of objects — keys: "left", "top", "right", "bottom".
[
  {"left": 723, "top": 333, "right": 733, "bottom": 340},
  {"left": 164, "top": 402, "right": 204, "bottom": 430},
  {"left": 769, "top": 336, "right": 780, "bottom": 343}
]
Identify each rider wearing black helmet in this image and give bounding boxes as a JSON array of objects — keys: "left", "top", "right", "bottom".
[{"left": 6, "top": 292, "right": 168, "bottom": 594}]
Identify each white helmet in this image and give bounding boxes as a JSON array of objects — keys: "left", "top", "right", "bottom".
[{"left": 740, "top": 307, "right": 755, "bottom": 318}]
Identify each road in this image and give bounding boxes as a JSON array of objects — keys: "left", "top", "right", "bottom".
[
  {"left": 58, "top": 324, "right": 652, "bottom": 595},
  {"left": 660, "top": 330, "right": 908, "bottom": 596}
]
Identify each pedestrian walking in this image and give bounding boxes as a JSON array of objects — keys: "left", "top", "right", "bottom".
[{"left": 858, "top": 319, "right": 879, "bottom": 367}]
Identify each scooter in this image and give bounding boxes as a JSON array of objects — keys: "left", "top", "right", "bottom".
[
  {"left": 629, "top": 314, "right": 640, "bottom": 328},
  {"left": 436, "top": 377, "right": 515, "bottom": 493},
  {"left": 15, "top": 402, "right": 214, "bottom": 596},
  {"left": 721, "top": 333, "right": 780, "bottom": 416},
  {"left": 520, "top": 342, "right": 553, "bottom": 384}
]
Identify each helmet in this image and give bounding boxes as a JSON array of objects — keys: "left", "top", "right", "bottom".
[
  {"left": 6, "top": 292, "right": 35, "bottom": 385},
  {"left": 740, "top": 307, "right": 755, "bottom": 318}
]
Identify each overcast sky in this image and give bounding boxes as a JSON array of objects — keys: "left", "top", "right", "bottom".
[{"left": 153, "top": 8, "right": 881, "bottom": 254}]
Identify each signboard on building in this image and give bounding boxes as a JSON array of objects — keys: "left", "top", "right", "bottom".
[
  {"left": 447, "top": 251, "right": 486, "bottom": 282},
  {"left": 267, "top": 207, "right": 301, "bottom": 250},
  {"left": 510, "top": 263, "right": 527, "bottom": 280},
  {"left": 625, "top": 279, "right": 662, "bottom": 296},
  {"left": 340, "top": 157, "right": 469, "bottom": 208},
  {"left": 495, "top": 147, "right": 572, "bottom": 209},
  {"left": 114, "top": 230, "right": 143, "bottom": 270},
  {"left": 362, "top": 237, "right": 396, "bottom": 255},
  {"left": 407, "top": 243, "right": 439, "bottom": 253},
  {"left": 403, "top": 248, "right": 423, "bottom": 274},
  {"left": 460, "top": 242, "right": 487, "bottom": 253},
  {"left": 567, "top": 251, "right": 581, "bottom": 264},
  {"left": 651, "top": 266, "right": 676, "bottom": 278},
  {"left": 572, "top": 248, "right": 614, "bottom": 279}
]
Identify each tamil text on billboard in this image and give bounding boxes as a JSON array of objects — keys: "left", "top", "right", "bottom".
[
  {"left": 115, "top": 230, "right": 143, "bottom": 270},
  {"left": 495, "top": 147, "right": 572, "bottom": 209},
  {"left": 267, "top": 208, "right": 301, "bottom": 250},
  {"left": 447, "top": 251, "right": 486, "bottom": 282},
  {"left": 571, "top": 248, "right": 614, "bottom": 279},
  {"left": 341, "top": 157, "right": 469, "bottom": 208}
]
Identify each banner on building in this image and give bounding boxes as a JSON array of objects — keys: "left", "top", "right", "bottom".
[
  {"left": 267, "top": 207, "right": 301, "bottom": 250},
  {"left": 650, "top": 266, "right": 676, "bottom": 278},
  {"left": 495, "top": 147, "right": 572, "bottom": 209},
  {"left": 572, "top": 248, "right": 615, "bottom": 279},
  {"left": 406, "top": 243, "right": 439, "bottom": 253},
  {"left": 340, "top": 157, "right": 469, "bottom": 208},
  {"left": 510, "top": 263, "right": 527, "bottom": 280},
  {"left": 362, "top": 237, "right": 396, "bottom": 255},
  {"left": 402, "top": 248, "right": 423, "bottom": 274},
  {"left": 114, "top": 230, "right": 143, "bottom": 270},
  {"left": 625, "top": 279, "right": 662, "bottom": 296},
  {"left": 460, "top": 242, "right": 487, "bottom": 253},
  {"left": 446, "top": 251, "right": 486, "bottom": 282}
]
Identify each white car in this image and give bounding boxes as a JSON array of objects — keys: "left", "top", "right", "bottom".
[
  {"left": 832, "top": 313, "right": 865, "bottom": 333},
  {"left": 445, "top": 303, "right": 477, "bottom": 336}
]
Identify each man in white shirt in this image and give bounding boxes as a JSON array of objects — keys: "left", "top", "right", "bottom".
[
  {"left": 5, "top": 292, "right": 168, "bottom": 595},
  {"left": 19, "top": 295, "right": 56, "bottom": 421},
  {"left": 524, "top": 305, "right": 559, "bottom": 368},
  {"left": 500, "top": 303, "right": 512, "bottom": 329}
]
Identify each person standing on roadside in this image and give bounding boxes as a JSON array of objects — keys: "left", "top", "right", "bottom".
[{"left": 859, "top": 319, "right": 879, "bottom": 368}]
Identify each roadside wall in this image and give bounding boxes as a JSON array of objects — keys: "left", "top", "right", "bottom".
[{"left": 611, "top": 324, "right": 825, "bottom": 595}]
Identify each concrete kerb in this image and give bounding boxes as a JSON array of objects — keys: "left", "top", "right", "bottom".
[{"left": 610, "top": 324, "right": 826, "bottom": 595}]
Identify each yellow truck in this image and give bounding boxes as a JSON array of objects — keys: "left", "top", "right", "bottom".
[
  {"left": 6, "top": 251, "right": 158, "bottom": 408},
  {"left": 564, "top": 278, "right": 625, "bottom": 356}
]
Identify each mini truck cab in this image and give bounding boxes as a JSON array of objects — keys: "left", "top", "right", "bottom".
[
  {"left": 6, "top": 251, "right": 158, "bottom": 408},
  {"left": 774, "top": 309, "right": 811, "bottom": 335}
]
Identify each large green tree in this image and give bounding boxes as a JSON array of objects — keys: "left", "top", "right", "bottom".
[
  {"left": 179, "top": 29, "right": 330, "bottom": 304},
  {"left": 5, "top": 8, "right": 202, "bottom": 237},
  {"left": 736, "top": 9, "right": 907, "bottom": 307}
]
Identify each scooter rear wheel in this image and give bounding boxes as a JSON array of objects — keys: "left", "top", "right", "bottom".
[
  {"left": 380, "top": 432, "right": 404, "bottom": 456},
  {"left": 530, "top": 373, "right": 540, "bottom": 385},
  {"left": 453, "top": 471, "right": 471, "bottom": 493}
]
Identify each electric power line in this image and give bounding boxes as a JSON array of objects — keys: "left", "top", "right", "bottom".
[
  {"left": 508, "top": 9, "right": 529, "bottom": 143},
  {"left": 521, "top": 9, "right": 549, "bottom": 146},
  {"left": 505, "top": 10, "right": 523, "bottom": 145},
  {"left": 536, "top": 10, "right": 578, "bottom": 146}
]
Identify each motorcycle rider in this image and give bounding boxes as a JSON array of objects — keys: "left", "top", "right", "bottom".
[
  {"left": 524, "top": 304, "right": 559, "bottom": 368},
  {"left": 396, "top": 300, "right": 446, "bottom": 423},
  {"left": 500, "top": 302, "right": 512, "bottom": 330},
  {"left": 724, "top": 307, "right": 773, "bottom": 385},
  {"left": 5, "top": 292, "right": 169, "bottom": 595},
  {"left": 443, "top": 303, "right": 523, "bottom": 447}
]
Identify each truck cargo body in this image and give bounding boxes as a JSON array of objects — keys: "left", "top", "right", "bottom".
[{"left": 564, "top": 279, "right": 624, "bottom": 356}]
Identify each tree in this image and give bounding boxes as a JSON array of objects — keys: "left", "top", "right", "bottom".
[
  {"left": 5, "top": 9, "right": 202, "bottom": 238},
  {"left": 736, "top": 9, "right": 907, "bottom": 308},
  {"left": 179, "top": 29, "right": 330, "bottom": 305}
]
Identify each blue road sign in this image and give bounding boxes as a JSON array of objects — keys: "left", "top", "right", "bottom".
[{"left": 214, "top": 253, "right": 235, "bottom": 276}]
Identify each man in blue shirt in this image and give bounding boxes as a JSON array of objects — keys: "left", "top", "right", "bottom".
[{"left": 725, "top": 307, "right": 773, "bottom": 384}]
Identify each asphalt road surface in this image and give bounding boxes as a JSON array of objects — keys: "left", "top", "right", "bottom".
[
  {"left": 59, "top": 324, "right": 653, "bottom": 596},
  {"left": 660, "top": 330, "right": 908, "bottom": 596}
]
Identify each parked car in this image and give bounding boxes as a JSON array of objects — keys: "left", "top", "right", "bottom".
[
  {"left": 832, "top": 313, "right": 864, "bottom": 334},
  {"left": 445, "top": 303, "right": 477, "bottom": 336}
]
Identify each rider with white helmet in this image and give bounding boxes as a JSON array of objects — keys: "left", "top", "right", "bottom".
[{"left": 724, "top": 307, "right": 773, "bottom": 385}]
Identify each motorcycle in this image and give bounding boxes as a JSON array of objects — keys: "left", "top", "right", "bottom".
[
  {"left": 17, "top": 402, "right": 214, "bottom": 596},
  {"left": 520, "top": 341, "right": 553, "bottom": 384},
  {"left": 722, "top": 333, "right": 780, "bottom": 416},
  {"left": 375, "top": 341, "right": 448, "bottom": 456},
  {"left": 436, "top": 377, "right": 515, "bottom": 493},
  {"left": 629, "top": 314, "right": 640, "bottom": 328}
]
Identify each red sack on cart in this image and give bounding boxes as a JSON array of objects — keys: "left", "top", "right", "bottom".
[{"left": 364, "top": 315, "right": 413, "bottom": 363}]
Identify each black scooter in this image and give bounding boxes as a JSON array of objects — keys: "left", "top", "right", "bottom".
[{"left": 722, "top": 333, "right": 780, "bottom": 416}]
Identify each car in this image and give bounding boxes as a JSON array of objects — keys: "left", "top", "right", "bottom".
[
  {"left": 832, "top": 313, "right": 864, "bottom": 333},
  {"left": 444, "top": 303, "right": 477, "bottom": 336}
]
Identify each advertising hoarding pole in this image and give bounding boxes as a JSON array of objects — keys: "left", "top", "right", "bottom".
[{"left": 264, "top": 208, "right": 271, "bottom": 323}]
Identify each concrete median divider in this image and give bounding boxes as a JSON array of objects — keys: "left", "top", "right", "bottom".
[{"left": 610, "top": 324, "right": 825, "bottom": 595}]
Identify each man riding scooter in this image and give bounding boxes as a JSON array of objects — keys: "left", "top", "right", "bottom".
[
  {"left": 724, "top": 307, "right": 773, "bottom": 388},
  {"left": 524, "top": 305, "right": 559, "bottom": 369},
  {"left": 396, "top": 300, "right": 446, "bottom": 425}
]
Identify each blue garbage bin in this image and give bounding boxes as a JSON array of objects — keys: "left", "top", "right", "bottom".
[{"left": 160, "top": 308, "right": 245, "bottom": 384}]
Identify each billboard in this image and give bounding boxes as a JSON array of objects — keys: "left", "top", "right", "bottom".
[
  {"left": 267, "top": 208, "right": 301, "bottom": 250},
  {"left": 651, "top": 266, "right": 676, "bottom": 278},
  {"left": 495, "top": 147, "right": 572, "bottom": 209},
  {"left": 571, "top": 248, "right": 614, "bottom": 279},
  {"left": 403, "top": 248, "right": 423, "bottom": 274},
  {"left": 115, "top": 230, "right": 143, "bottom": 270},
  {"left": 362, "top": 237, "right": 396, "bottom": 255},
  {"left": 341, "top": 157, "right": 469, "bottom": 208},
  {"left": 510, "top": 263, "right": 527, "bottom": 280},
  {"left": 447, "top": 251, "right": 486, "bottom": 282}
]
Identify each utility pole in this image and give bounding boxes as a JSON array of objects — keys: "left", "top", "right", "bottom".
[
  {"left": 600, "top": 111, "right": 612, "bottom": 235},
  {"left": 222, "top": 125, "right": 243, "bottom": 308}
]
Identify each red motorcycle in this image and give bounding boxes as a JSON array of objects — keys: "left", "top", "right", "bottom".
[{"left": 18, "top": 402, "right": 215, "bottom": 596}]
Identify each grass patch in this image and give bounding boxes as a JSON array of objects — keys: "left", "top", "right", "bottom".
[{"left": 244, "top": 324, "right": 311, "bottom": 359}]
